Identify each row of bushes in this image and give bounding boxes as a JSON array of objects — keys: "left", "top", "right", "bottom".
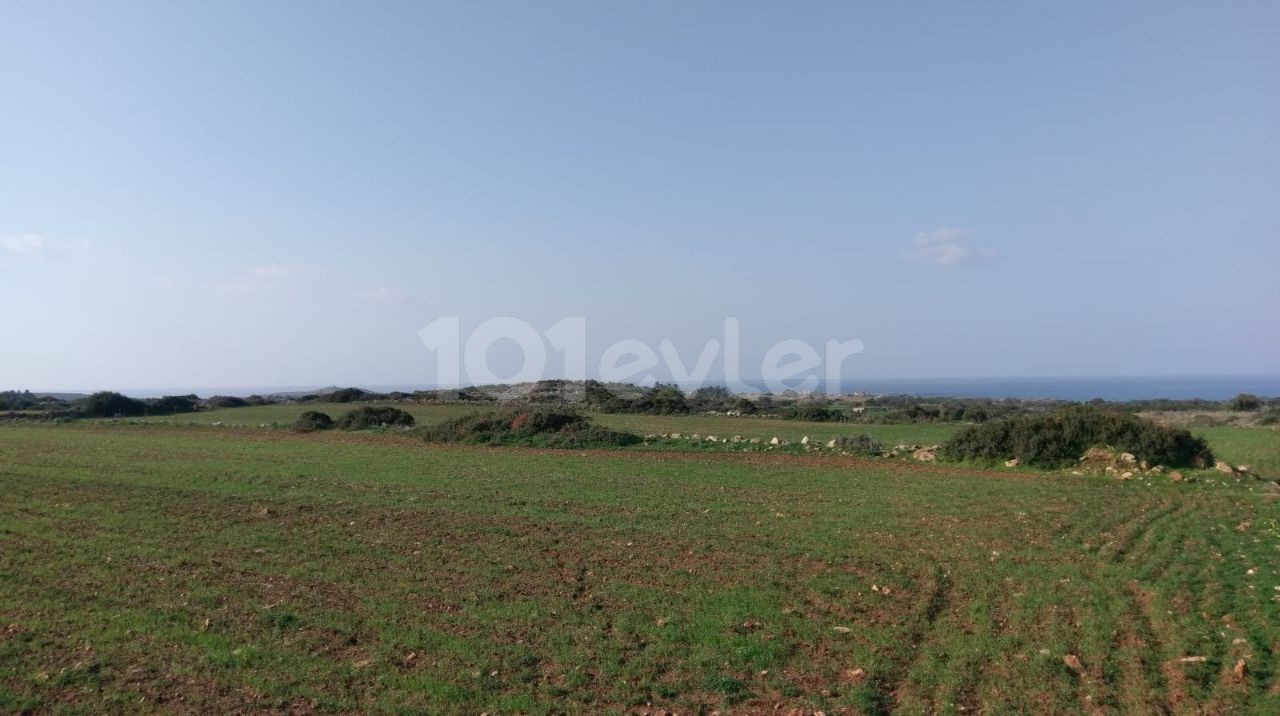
[
  {"left": 421, "top": 409, "right": 641, "bottom": 448},
  {"left": 943, "top": 406, "right": 1215, "bottom": 468},
  {"left": 294, "top": 406, "right": 417, "bottom": 432}
]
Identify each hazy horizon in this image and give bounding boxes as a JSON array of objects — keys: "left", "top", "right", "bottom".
[
  {"left": 13, "top": 374, "right": 1280, "bottom": 405},
  {"left": 4, "top": 1, "right": 1277, "bottom": 390}
]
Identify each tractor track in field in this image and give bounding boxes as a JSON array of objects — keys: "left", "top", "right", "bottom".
[
  {"left": 1123, "top": 580, "right": 1174, "bottom": 714},
  {"left": 1107, "top": 500, "right": 1181, "bottom": 564},
  {"left": 859, "top": 565, "right": 954, "bottom": 715}
]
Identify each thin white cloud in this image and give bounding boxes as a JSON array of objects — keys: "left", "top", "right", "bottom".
[
  {"left": 354, "top": 286, "right": 409, "bottom": 304},
  {"left": 900, "top": 227, "right": 995, "bottom": 266},
  {"left": 1, "top": 233, "right": 45, "bottom": 254},
  {"left": 1, "top": 233, "right": 90, "bottom": 258}
]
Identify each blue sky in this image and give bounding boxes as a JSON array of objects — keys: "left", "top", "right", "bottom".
[{"left": 2, "top": 1, "right": 1277, "bottom": 391}]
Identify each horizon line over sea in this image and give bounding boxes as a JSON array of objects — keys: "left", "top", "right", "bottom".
[{"left": 54, "top": 374, "right": 1280, "bottom": 402}]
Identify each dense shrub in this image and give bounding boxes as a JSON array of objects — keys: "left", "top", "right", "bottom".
[
  {"left": 688, "top": 386, "right": 735, "bottom": 412},
  {"left": 293, "top": 411, "right": 334, "bottom": 431},
  {"left": 327, "top": 388, "right": 382, "bottom": 403},
  {"left": 335, "top": 406, "right": 416, "bottom": 430},
  {"left": 422, "top": 409, "right": 641, "bottom": 448},
  {"left": 0, "top": 390, "right": 46, "bottom": 411},
  {"left": 79, "top": 391, "right": 148, "bottom": 418},
  {"left": 781, "top": 403, "right": 848, "bottom": 422},
  {"left": 1229, "top": 393, "right": 1262, "bottom": 411},
  {"left": 205, "top": 395, "right": 251, "bottom": 409},
  {"left": 830, "top": 434, "right": 883, "bottom": 456},
  {"left": 943, "top": 406, "right": 1213, "bottom": 468},
  {"left": 147, "top": 394, "right": 200, "bottom": 414},
  {"left": 596, "top": 383, "right": 690, "bottom": 415}
]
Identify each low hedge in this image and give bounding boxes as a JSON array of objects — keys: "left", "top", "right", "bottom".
[{"left": 942, "top": 405, "right": 1213, "bottom": 468}]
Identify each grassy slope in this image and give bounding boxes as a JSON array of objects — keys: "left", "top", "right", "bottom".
[
  {"left": 2, "top": 424, "right": 1278, "bottom": 714},
  {"left": 1195, "top": 426, "right": 1280, "bottom": 476}
]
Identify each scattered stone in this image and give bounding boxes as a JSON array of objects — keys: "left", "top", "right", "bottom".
[
  {"left": 1169, "top": 471, "right": 1184, "bottom": 482},
  {"left": 1080, "top": 447, "right": 1115, "bottom": 464},
  {"left": 1178, "top": 656, "right": 1208, "bottom": 663},
  {"left": 912, "top": 447, "right": 936, "bottom": 462},
  {"left": 1233, "top": 659, "right": 1247, "bottom": 683},
  {"left": 1118, "top": 452, "right": 1138, "bottom": 465},
  {"left": 1215, "top": 461, "right": 1235, "bottom": 474},
  {"left": 831, "top": 626, "right": 853, "bottom": 633},
  {"left": 800, "top": 436, "right": 810, "bottom": 445},
  {"left": 769, "top": 437, "right": 780, "bottom": 445},
  {"left": 1063, "top": 654, "right": 1083, "bottom": 672},
  {"left": 826, "top": 439, "right": 837, "bottom": 448},
  {"left": 1005, "top": 458, "right": 1019, "bottom": 468},
  {"left": 840, "top": 667, "right": 866, "bottom": 683}
]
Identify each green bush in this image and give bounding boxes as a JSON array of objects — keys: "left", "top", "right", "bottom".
[
  {"left": 942, "top": 405, "right": 1213, "bottom": 469},
  {"left": 205, "top": 395, "right": 251, "bottom": 409},
  {"left": 596, "top": 383, "right": 690, "bottom": 415},
  {"left": 79, "top": 391, "right": 147, "bottom": 418},
  {"left": 335, "top": 406, "right": 415, "bottom": 430},
  {"left": 147, "top": 394, "right": 200, "bottom": 415},
  {"left": 293, "top": 411, "right": 334, "bottom": 432},
  {"left": 0, "top": 390, "right": 46, "bottom": 411},
  {"left": 422, "top": 409, "right": 641, "bottom": 448},
  {"left": 781, "top": 403, "right": 848, "bottom": 422},
  {"left": 326, "top": 387, "right": 384, "bottom": 403},
  {"left": 1229, "top": 393, "right": 1262, "bottom": 411},
  {"left": 688, "top": 386, "right": 735, "bottom": 412}
]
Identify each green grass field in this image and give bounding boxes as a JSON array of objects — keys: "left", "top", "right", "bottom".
[{"left": 2, "top": 418, "right": 1278, "bottom": 714}]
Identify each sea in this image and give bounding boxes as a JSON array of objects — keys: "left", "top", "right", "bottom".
[
  {"left": 112, "top": 375, "right": 1280, "bottom": 401},
  {"left": 826, "top": 375, "right": 1280, "bottom": 401}
]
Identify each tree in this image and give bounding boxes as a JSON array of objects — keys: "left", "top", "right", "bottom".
[{"left": 1229, "top": 393, "right": 1262, "bottom": 411}]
